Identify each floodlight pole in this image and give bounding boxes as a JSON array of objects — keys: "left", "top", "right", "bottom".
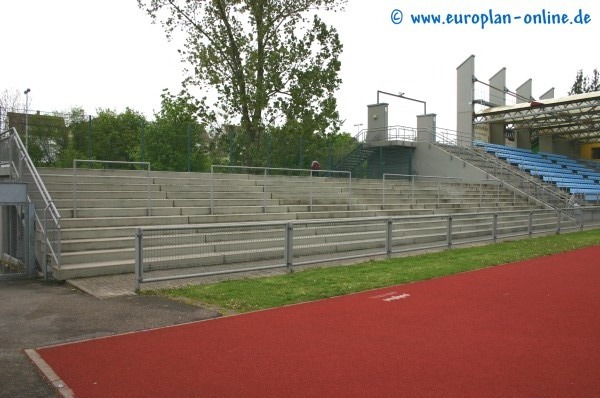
[
  {"left": 353, "top": 123, "right": 363, "bottom": 134},
  {"left": 24, "top": 88, "right": 31, "bottom": 150},
  {"left": 377, "top": 90, "right": 427, "bottom": 115}
]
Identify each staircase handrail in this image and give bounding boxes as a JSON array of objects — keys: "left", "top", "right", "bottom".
[
  {"left": 334, "top": 125, "right": 418, "bottom": 170},
  {"left": 0, "top": 128, "right": 61, "bottom": 274},
  {"left": 426, "top": 134, "right": 569, "bottom": 210},
  {"left": 351, "top": 125, "right": 419, "bottom": 145}
]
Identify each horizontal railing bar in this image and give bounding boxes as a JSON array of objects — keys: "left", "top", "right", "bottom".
[{"left": 134, "top": 206, "right": 598, "bottom": 291}]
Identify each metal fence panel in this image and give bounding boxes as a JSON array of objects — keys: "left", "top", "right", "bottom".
[
  {"left": 290, "top": 218, "right": 389, "bottom": 267},
  {"left": 135, "top": 222, "right": 288, "bottom": 290},
  {"left": 134, "top": 205, "right": 600, "bottom": 291},
  {"left": 1, "top": 129, "right": 61, "bottom": 277},
  {"left": 1, "top": 206, "right": 26, "bottom": 278}
]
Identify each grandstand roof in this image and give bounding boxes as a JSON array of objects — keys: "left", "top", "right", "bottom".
[{"left": 473, "top": 91, "right": 600, "bottom": 143}]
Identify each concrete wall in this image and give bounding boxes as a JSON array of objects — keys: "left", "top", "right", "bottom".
[
  {"left": 537, "top": 89, "right": 555, "bottom": 154},
  {"left": 367, "top": 103, "right": 389, "bottom": 142},
  {"left": 489, "top": 68, "right": 507, "bottom": 145},
  {"left": 580, "top": 142, "right": 600, "bottom": 160},
  {"left": 413, "top": 141, "right": 491, "bottom": 183},
  {"left": 417, "top": 114, "right": 436, "bottom": 142},
  {"left": 554, "top": 139, "right": 581, "bottom": 158},
  {"left": 538, "top": 135, "right": 554, "bottom": 153},
  {"left": 457, "top": 55, "right": 475, "bottom": 146},
  {"left": 515, "top": 79, "right": 532, "bottom": 150}
]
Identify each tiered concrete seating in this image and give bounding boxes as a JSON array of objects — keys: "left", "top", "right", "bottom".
[{"left": 37, "top": 167, "right": 541, "bottom": 280}]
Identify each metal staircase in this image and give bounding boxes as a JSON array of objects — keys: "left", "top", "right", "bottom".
[{"left": 333, "top": 143, "right": 377, "bottom": 178}]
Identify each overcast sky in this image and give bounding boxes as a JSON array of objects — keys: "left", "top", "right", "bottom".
[{"left": 2, "top": 0, "right": 599, "bottom": 135}]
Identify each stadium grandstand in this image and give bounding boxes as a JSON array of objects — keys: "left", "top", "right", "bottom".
[{"left": 1, "top": 55, "right": 600, "bottom": 285}]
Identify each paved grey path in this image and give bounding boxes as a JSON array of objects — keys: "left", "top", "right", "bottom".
[{"left": 0, "top": 278, "right": 221, "bottom": 398}]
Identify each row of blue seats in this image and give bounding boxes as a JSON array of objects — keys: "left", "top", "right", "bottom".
[
  {"left": 577, "top": 174, "right": 600, "bottom": 182},
  {"left": 479, "top": 143, "right": 579, "bottom": 166},
  {"left": 498, "top": 150, "right": 599, "bottom": 179},
  {"left": 519, "top": 161, "right": 600, "bottom": 181},
  {"left": 493, "top": 149, "right": 546, "bottom": 160},
  {"left": 565, "top": 165, "right": 592, "bottom": 172},
  {"left": 521, "top": 164, "right": 565, "bottom": 173},
  {"left": 573, "top": 169, "right": 600, "bottom": 177},
  {"left": 503, "top": 156, "right": 552, "bottom": 166},
  {"left": 563, "top": 161, "right": 584, "bottom": 168},
  {"left": 538, "top": 151, "right": 568, "bottom": 159},
  {"left": 540, "top": 173, "right": 583, "bottom": 180},
  {"left": 476, "top": 142, "right": 532, "bottom": 152},
  {"left": 556, "top": 182, "right": 598, "bottom": 191},
  {"left": 476, "top": 143, "right": 600, "bottom": 190},
  {"left": 570, "top": 187, "right": 600, "bottom": 195}
]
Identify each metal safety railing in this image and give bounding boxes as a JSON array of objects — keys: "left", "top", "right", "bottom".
[
  {"left": 353, "top": 125, "right": 418, "bottom": 144},
  {"left": 423, "top": 138, "right": 569, "bottom": 210},
  {"left": 72, "top": 160, "right": 152, "bottom": 218},
  {"left": 133, "top": 206, "right": 600, "bottom": 291},
  {"left": 210, "top": 165, "right": 351, "bottom": 214},
  {"left": 0, "top": 128, "right": 61, "bottom": 277},
  {"left": 382, "top": 174, "right": 462, "bottom": 208}
]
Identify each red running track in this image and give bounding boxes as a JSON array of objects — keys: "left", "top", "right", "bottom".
[{"left": 34, "top": 246, "right": 600, "bottom": 397}]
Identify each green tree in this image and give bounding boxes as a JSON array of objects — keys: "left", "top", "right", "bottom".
[
  {"left": 0, "top": 88, "right": 23, "bottom": 131},
  {"left": 25, "top": 112, "right": 69, "bottom": 166},
  {"left": 569, "top": 69, "right": 600, "bottom": 94},
  {"left": 88, "top": 108, "right": 146, "bottom": 165},
  {"left": 55, "top": 107, "right": 89, "bottom": 167},
  {"left": 142, "top": 91, "right": 210, "bottom": 172},
  {"left": 138, "top": 0, "right": 346, "bottom": 165}
]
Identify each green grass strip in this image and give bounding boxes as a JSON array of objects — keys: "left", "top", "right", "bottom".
[{"left": 145, "top": 229, "right": 600, "bottom": 314}]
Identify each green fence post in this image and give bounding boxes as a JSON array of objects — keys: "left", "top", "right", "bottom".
[
  {"left": 379, "top": 146, "right": 384, "bottom": 179},
  {"left": 266, "top": 131, "right": 271, "bottom": 170},
  {"left": 87, "top": 115, "right": 92, "bottom": 159},
  {"left": 228, "top": 126, "right": 234, "bottom": 170},
  {"left": 299, "top": 136, "right": 303, "bottom": 169},
  {"left": 141, "top": 120, "right": 145, "bottom": 162},
  {"left": 187, "top": 124, "right": 192, "bottom": 172}
]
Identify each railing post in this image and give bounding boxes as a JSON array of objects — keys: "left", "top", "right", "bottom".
[
  {"left": 386, "top": 218, "right": 393, "bottom": 258},
  {"left": 492, "top": 213, "right": 498, "bottom": 243},
  {"left": 447, "top": 215, "right": 453, "bottom": 248},
  {"left": 556, "top": 209, "right": 561, "bottom": 235},
  {"left": 528, "top": 211, "right": 533, "bottom": 237},
  {"left": 26, "top": 203, "right": 35, "bottom": 278},
  {"left": 135, "top": 228, "right": 143, "bottom": 292},
  {"left": 497, "top": 182, "right": 500, "bottom": 205},
  {"left": 348, "top": 172, "right": 352, "bottom": 209},
  {"left": 264, "top": 168, "right": 268, "bottom": 213},
  {"left": 43, "top": 206, "right": 49, "bottom": 280},
  {"left": 285, "top": 222, "right": 294, "bottom": 273},
  {"left": 72, "top": 160, "right": 78, "bottom": 218},
  {"left": 309, "top": 170, "right": 313, "bottom": 212},
  {"left": 210, "top": 166, "right": 215, "bottom": 215},
  {"left": 147, "top": 163, "right": 152, "bottom": 216},
  {"left": 479, "top": 182, "right": 483, "bottom": 207},
  {"left": 382, "top": 174, "right": 386, "bottom": 210}
]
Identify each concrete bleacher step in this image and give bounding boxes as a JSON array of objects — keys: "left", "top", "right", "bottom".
[
  {"left": 50, "top": 190, "right": 168, "bottom": 200},
  {"left": 35, "top": 167, "right": 558, "bottom": 280}
]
